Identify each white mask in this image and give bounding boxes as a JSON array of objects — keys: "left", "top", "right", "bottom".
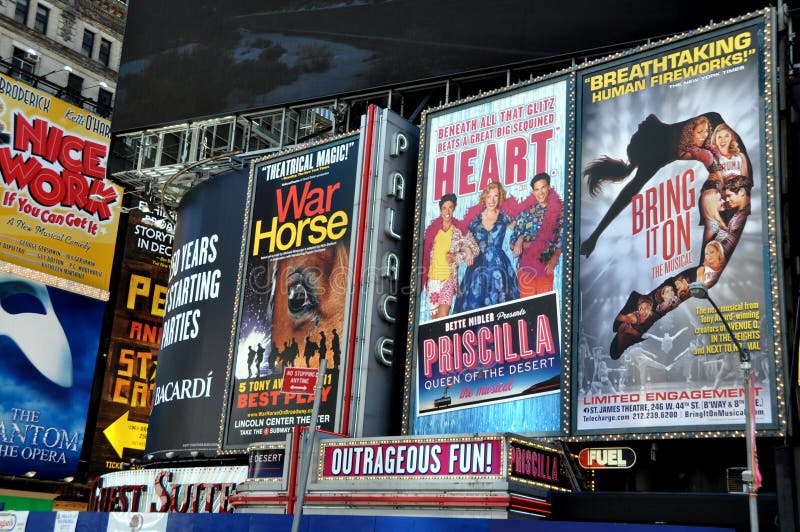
[{"left": 0, "top": 274, "right": 73, "bottom": 387}]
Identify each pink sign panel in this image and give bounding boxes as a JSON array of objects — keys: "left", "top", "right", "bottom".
[{"left": 321, "top": 438, "right": 503, "bottom": 478}]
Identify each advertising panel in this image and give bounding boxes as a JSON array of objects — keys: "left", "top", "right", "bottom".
[
  {"left": 411, "top": 78, "right": 571, "bottom": 435},
  {"left": 248, "top": 445, "right": 286, "bottom": 480},
  {"left": 0, "top": 268, "right": 105, "bottom": 479},
  {"left": 575, "top": 13, "right": 784, "bottom": 435},
  {"left": 87, "top": 202, "right": 173, "bottom": 477},
  {"left": 145, "top": 169, "right": 248, "bottom": 455},
  {"left": 115, "top": 0, "right": 764, "bottom": 133},
  {"left": 0, "top": 512, "right": 27, "bottom": 531},
  {"left": 507, "top": 437, "right": 575, "bottom": 491},
  {"left": 223, "top": 135, "right": 360, "bottom": 449},
  {"left": 0, "top": 73, "right": 121, "bottom": 299},
  {"left": 319, "top": 436, "right": 504, "bottom": 480}
]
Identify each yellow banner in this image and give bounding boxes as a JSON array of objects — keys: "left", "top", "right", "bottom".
[{"left": 0, "top": 73, "right": 121, "bottom": 297}]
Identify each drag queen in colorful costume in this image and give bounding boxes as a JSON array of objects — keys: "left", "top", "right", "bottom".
[{"left": 455, "top": 182, "right": 520, "bottom": 312}]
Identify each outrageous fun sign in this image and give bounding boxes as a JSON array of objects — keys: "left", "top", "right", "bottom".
[
  {"left": 412, "top": 78, "right": 570, "bottom": 434},
  {"left": 319, "top": 437, "right": 503, "bottom": 480},
  {"left": 223, "top": 135, "right": 359, "bottom": 449},
  {"left": 0, "top": 73, "right": 121, "bottom": 297},
  {"left": 575, "top": 14, "right": 783, "bottom": 435}
]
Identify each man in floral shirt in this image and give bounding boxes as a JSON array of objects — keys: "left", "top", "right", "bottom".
[{"left": 510, "top": 172, "right": 563, "bottom": 297}]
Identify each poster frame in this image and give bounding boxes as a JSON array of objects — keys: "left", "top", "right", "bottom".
[
  {"left": 570, "top": 8, "right": 787, "bottom": 439},
  {"left": 0, "top": 73, "right": 122, "bottom": 300},
  {"left": 219, "top": 131, "right": 363, "bottom": 452},
  {"left": 403, "top": 72, "right": 577, "bottom": 438}
]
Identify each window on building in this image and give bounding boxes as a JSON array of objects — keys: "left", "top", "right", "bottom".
[
  {"left": 82, "top": 29, "right": 95, "bottom": 57},
  {"left": 97, "top": 88, "right": 113, "bottom": 116},
  {"left": 64, "top": 72, "right": 83, "bottom": 105},
  {"left": 14, "top": 0, "right": 30, "bottom": 25},
  {"left": 11, "top": 47, "right": 35, "bottom": 83},
  {"left": 98, "top": 39, "right": 111, "bottom": 67},
  {"left": 33, "top": 4, "right": 49, "bottom": 34}
]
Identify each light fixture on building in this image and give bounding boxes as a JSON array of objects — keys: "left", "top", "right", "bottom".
[
  {"left": 83, "top": 81, "right": 108, "bottom": 91},
  {"left": 23, "top": 471, "right": 36, "bottom": 478},
  {"left": 38, "top": 65, "right": 72, "bottom": 79}
]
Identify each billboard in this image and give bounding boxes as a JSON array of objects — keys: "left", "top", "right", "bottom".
[
  {"left": 0, "top": 268, "right": 105, "bottom": 479},
  {"left": 145, "top": 169, "right": 248, "bottom": 455},
  {"left": 574, "top": 13, "right": 784, "bottom": 435},
  {"left": 409, "top": 78, "right": 572, "bottom": 435},
  {"left": 114, "top": 0, "right": 766, "bottom": 132},
  {"left": 87, "top": 203, "right": 173, "bottom": 477},
  {"left": 0, "top": 73, "right": 121, "bottom": 299},
  {"left": 319, "top": 436, "right": 504, "bottom": 480},
  {"left": 348, "top": 107, "right": 419, "bottom": 437},
  {"left": 223, "top": 134, "right": 360, "bottom": 449}
]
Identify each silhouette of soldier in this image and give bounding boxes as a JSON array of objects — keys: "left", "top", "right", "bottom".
[
  {"left": 269, "top": 344, "right": 280, "bottom": 374},
  {"left": 290, "top": 337, "right": 299, "bottom": 366},
  {"left": 319, "top": 331, "right": 327, "bottom": 366},
  {"left": 247, "top": 345, "right": 257, "bottom": 378},
  {"left": 254, "top": 343, "right": 265, "bottom": 377},
  {"left": 280, "top": 341, "right": 290, "bottom": 370},
  {"left": 303, "top": 336, "right": 318, "bottom": 368},
  {"left": 283, "top": 337, "right": 299, "bottom": 367},
  {"left": 331, "top": 328, "right": 341, "bottom": 369}
]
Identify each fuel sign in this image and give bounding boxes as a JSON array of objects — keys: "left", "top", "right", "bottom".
[{"left": 578, "top": 447, "right": 636, "bottom": 469}]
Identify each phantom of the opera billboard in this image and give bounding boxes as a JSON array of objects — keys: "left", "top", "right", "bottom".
[
  {"left": 574, "top": 12, "right": 785, "bottom": 436},
  {"left": 408, "top": 77, "right": 572, "bottom": 435},
  {"left": 0, "top": 268, "right": 106, "bottom": 479},
  {"left": 0, "top": 73, "right": 121, "bottom": 299},
  {"left": 223, "top": 135, "right": 360, "bottom": 449}
]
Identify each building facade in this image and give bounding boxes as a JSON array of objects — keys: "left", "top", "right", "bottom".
[{"left": 0, "top": 0, "right": 125, "bottom": 118}]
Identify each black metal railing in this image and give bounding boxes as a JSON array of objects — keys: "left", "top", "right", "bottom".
[{"left": 0, "top": 59, "right": 113, "bottom": 119}]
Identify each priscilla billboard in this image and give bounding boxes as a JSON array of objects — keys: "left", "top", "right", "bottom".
[
  {"left": 574, "top": 12, "right": 786, "bottom": 436},
  {"left": 408, "top": 77, "right": 573, "bottom": 436}
]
